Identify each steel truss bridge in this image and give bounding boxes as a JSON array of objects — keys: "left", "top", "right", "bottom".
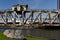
[{"left": 0, "top": 4, "right": 60, "bottom": 29}]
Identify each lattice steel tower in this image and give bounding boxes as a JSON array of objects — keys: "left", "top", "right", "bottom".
[{"left": 57, "top": 0, "right": 60, "bottom": 9}]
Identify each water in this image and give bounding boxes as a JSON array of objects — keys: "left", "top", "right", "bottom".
[
  {"left": 1, "top": 26, "right": 60, "bottom": 40},
  {"left": 22, "top": 29, "right": 60, "bottom": 40}
]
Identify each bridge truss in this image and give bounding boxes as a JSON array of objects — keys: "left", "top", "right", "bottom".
[{"left": 0, "top": 4, "right": 60, "bottom": 29}]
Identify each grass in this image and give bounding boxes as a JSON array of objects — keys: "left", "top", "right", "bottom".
[
  {"left": 26, "top": 36, "right": 48, "bottom": 40},
  {"left": 0, "top": 32, "right": 13, "bottom": 40},
  {"left": 0, "top": 32, "right": 48, "bottom": 40}
]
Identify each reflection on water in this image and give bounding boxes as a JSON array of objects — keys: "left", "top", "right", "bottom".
[
  {"left": 0, "top": 26, "right": 60, "bottom": 40},
  {"left": 22, "top": 29, "right": 60, "bottom": 40}
]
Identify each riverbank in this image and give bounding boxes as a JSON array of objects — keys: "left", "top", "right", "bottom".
[{"left": 0, "top": 31, "right": 47, "bottom": 40}]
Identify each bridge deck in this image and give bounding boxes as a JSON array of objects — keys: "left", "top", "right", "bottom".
[{"left": 0, "top": 22, "right": 60, "bottom": 28}]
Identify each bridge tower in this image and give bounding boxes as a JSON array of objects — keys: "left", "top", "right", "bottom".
[
  {"left": 12, "top": 4, "right": 28, "bottom": 11},
  {"left": 11, "top": 4, "right": 28, "bottom": 18},
  {"left": 57, "top": 0, "right": 60, "bottom": 23},
  {"left": 57, "top": 0, "right": 60, "bottom": 9}
]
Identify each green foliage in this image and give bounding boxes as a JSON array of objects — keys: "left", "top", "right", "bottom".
[{"left": 0, "top": 32, "right": 13, "bottom": 40}]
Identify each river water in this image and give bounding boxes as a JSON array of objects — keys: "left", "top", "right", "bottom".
[
  {"left": 22, "top": 29, "right": 60, "bottom": 40},
  {"left": 1, "top": 26, "right": 60, "bottom": 40}
]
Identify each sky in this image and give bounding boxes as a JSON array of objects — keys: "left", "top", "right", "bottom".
[{"left": 0, "top": 0, "right": 57, "bottom": 10}]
